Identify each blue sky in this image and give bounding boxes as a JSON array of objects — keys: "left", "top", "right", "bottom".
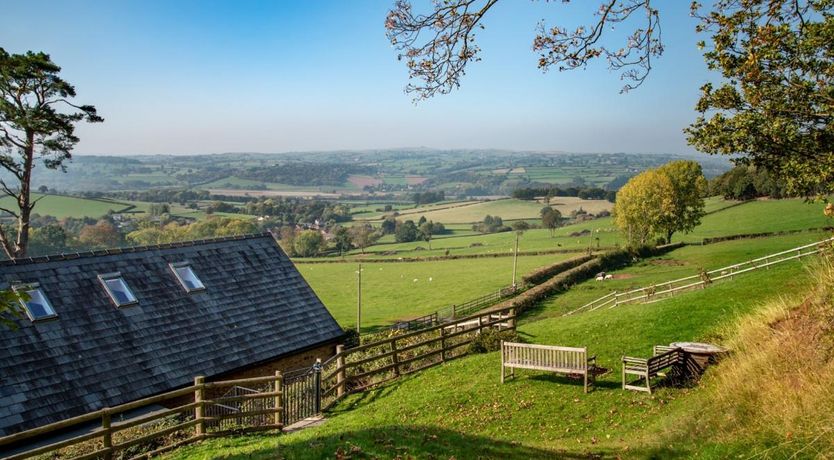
[{"left": 0, "top": 1, "right": 712, "bottom": 155}]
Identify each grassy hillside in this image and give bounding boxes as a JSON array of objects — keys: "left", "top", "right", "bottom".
[
  {"left": 300, "top": 253, "right": 571, "bottom": 331},
  {"left": 166, "top": 250, "right": 823, "bottom": 459},
  {"left": 1, "top": 194, "right": 139, "bottom": 219}
]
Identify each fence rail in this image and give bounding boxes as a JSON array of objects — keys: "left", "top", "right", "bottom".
[
  {"left": 0, "top": 373, "right": 286, "bottom": 460},
  {"left": 567, "top": 237, "right": 833, "bottom": 315},
  {"left": 322, "top": 306, "right": 517, "bottom": 410},
  {"left": 389, "top": 286, "right": 516, "bottom": 332}
]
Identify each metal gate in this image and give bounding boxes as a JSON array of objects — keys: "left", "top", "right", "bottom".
[{"left": 282, "top": 362, "right": 322, "bottom": 426}]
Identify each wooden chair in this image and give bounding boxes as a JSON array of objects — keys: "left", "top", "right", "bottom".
[
  {"left": 622, "top": 346, "right": 683, "bottom": 393},
  {"left": 501, "top": 341, "right": 597, "bottom": 393}
]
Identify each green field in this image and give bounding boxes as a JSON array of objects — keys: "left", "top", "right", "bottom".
[
  {"left": 2, "top": 194, "right": 138, "bottom": 219},
  {"left": 364, "top": 198, "right": 612, "bottom": 224},
  {"left": 168, "top": 242, "right": 822, "bottom": 458},
  {"left": 681, "top": 198, "right": 830, "bottom": 241},
  {"left": 299, "top": 253, "right": 571, "bottom": 331}
]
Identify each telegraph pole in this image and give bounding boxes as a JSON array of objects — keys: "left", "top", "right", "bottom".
[
  {"left": 512, "top": 231, "right": 520, "bottom": 291},
  {"left": 356, "top": 263, "right": 362, "bottom": 336}
]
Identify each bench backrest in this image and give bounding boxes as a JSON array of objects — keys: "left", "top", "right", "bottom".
[
  {"left": 646, "top": 347, "right": 682, "bottom": 373},
  {"left": 502, "top": 341, "right": 588, "bottom": 371}
]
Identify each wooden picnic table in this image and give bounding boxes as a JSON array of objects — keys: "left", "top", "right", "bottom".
[{"left": 669, "top": 342, "right": 728, "bottom": 375}]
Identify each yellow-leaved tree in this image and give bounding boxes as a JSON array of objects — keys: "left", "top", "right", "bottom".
[{"left": 614, "top": 169, "right": 676, "bottom": 247}]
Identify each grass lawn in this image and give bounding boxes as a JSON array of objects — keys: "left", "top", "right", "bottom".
[
  {"left": 166, "top": 252, "right": 818, "bottom": 459},
  {"left": 3, "top": 194, "right": 135, "bottom": 219},
  {"left": 299, "top": 253, "right": 571, "bottom": 331}
]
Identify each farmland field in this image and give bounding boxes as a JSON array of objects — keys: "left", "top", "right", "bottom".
[
  {"left": 3, "top": 194, "right": 139, "bottom": 219},
  {"left": 299, "top": 253, "right": 571, "bottom": 331},
  {"left": 366, "top": 198, "right": 612, "bottom": 224}
]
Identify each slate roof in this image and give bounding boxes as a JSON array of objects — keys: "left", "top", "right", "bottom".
[{"left": 0, "top": 233, "right": 344, "bottom": 436}]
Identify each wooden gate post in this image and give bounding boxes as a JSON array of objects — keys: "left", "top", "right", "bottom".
[
  {"left": 274, "top": 371, "right": 283, "bottom": 429},
  {"left": 336, "top": 345, "right": 346, "bottom": 398},
  {"left": 194, "top": 376, "right": 205, "bottom": 437},
  {"left": 101, "top": 408, "right": 112, "bottom": 460}
]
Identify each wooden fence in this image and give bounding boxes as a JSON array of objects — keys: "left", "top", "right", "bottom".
[
  {"left": 388, "top": 286, "right": 516, "bottom": 332},
  {"left": 321, "top": 306, "right": 516, "bottom": 410},
  {"left": 567, "top": 237, "right": 834, "bottom": 315},
  {"left": 0, "top": 373, "right": 286, "bottom": 460},
  {"left": 2, "top": 306, "right": 517, "bottom": 460}
]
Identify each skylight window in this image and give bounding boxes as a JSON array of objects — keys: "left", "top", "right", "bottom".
[
  {"left": 170, "top": 263, "right": 205, "bottom": 292},
  {"left": 98, "top": 273, "right": 138, "bottom": 307},
  {"left": 14, "top": 284, "right": 57, "bottom": 321}
]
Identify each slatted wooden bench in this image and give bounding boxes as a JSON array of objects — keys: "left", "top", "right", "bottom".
[
  {"left": 622, "top": 346, "right": 684, "bottom": 393},
  {"left": 501, "top": 341, "right": 597, "bottom": 393}
]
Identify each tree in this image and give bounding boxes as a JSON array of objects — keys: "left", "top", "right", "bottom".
[
  {"left": 333, "top": 226, "right": 353, "bottom": 256},
  {"left": 385, "top": 0, "right": 661, "bottom": 100},
  {"left": 349, "top": 224, "right": 378, "bottom": 254},
  {"left": 686, "top": 0, "right": 834, "bottom": 198},
  {"left": 656, "top": 160, "right": 708, "bottom": 243},
  {"left": 540, "top": 207, "right": 562, "bottom": 237},
  {"left": 613, "top": 169, "right": 675, "bottom": 247},
  {"left": 418, "top": 221, "right": 434, "bottom": 249},
  {"left": 395, "top": 220, "right": 419, "bottom": 242},
  {"left": 78, "top": 220, "right": 122, "bottom": 249},
  {"left": 29, "top": 224, "right": 66, "bottom": 255},
  {"left": 381, "top": 216, "right": 397, "bottom": 234},
  {"left": 294, "top": 230, "right": 325, "bottom": 257},
  {"left": 149, "top": 203, "right": 170, "bottom": 216},
  {"left": 0, "top": 49, "right": 102, "bottom": 258},
  {"left": 278, "top": 226, "right": 297, "bottom": 256}
]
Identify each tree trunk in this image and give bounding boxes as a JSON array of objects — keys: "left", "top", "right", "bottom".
[
  {"left": 14, "top": 132, "right": 35, "bottom": 258},
  {"left": 666, "top": 230, "right": 673, "bottom": 244}
]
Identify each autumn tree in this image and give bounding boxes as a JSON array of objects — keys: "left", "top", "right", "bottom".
[
  {"left": 656, "top": 160, "right": 708, "bottom": 243},
  {"left": 349, "top": 224, "right": 378, "bottom": 254},
  {"left": 0, "top": 49, "right": 102, "bottom": 258},
  {"left": 78, "top": 220, "right": 122, "bottom": 249},
  {"left": 614, "top": 169, "right": 675, "bottom": 247},
  {"left": 686, "top": 0, "right": 834, "bottom": 197}
]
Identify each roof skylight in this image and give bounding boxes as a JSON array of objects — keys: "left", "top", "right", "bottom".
[
  {"left": 98, "top": 273, "right": 138, "bottom": 307},
  {"left": 14, "top": 284, "right": 57, "bottom": 322},
  {"left": 170, "top": 263, "right": 205, "bottom": 292}
]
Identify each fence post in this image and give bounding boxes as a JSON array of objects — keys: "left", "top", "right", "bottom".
[
  {"left": 508, "top": 308, "right": 516, "bottom": 331},
  {"left": 440, "top": 327, "right": 447, "bottom": 362},
  {"left": 336, "top": 345, "right": 346, "bottom": 398},
  {"left": 194, "top": 376, "right": 205, "bottom": 437},
  {"left": 314, "top": 359, "right": 322, "bottom": 414},
  {"left": 274, "top": 371, "right": 283, "bottom": 429},
  {"left": 452, "top": 304, "right": 457, "bottom": 319},
  {"left": 478, "top": 315, "right": 483, "bottom": 334},
  {"left": 101, "top": 408, "right": 112, "bottom": 460},
  {"left": 391, "top": 340, "right": 400, "bottom": 377}
]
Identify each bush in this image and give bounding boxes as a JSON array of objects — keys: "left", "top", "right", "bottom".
[{"left": 468, "top": 329, "right": 519, "bottom": 353}]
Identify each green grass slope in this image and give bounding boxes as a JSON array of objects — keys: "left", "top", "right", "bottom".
[
  {"left": 1, "top": 194, "right": 135, "bottom": 219},
  {"left": 167, "top": 250, "right": 820, "bottom": 459}
]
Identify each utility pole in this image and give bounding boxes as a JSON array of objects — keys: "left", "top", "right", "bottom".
[
  {"left": 512, "top": 231, "right": 520, "bottom": 291},
  {"left": 356, "top": 263, "right": 362, "bottom": 336},
  {"left": 587, "top": 228, "right": 595, "bottom": 255}
]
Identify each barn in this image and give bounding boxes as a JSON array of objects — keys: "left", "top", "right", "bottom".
[{"left": 0, "top": 233, "right": 344, "bottom": 438}]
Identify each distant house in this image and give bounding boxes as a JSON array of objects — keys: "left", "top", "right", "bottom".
[{"left": 0, "top": 233, "right": 344, "bottom": 437}]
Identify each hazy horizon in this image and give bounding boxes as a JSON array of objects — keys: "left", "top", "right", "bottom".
[{"left": 2, "top": 1, "right": 712, "bottom": 156}]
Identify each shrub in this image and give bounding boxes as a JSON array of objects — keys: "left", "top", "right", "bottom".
[{"left": 468, "top": 329, "right": 519, "bottom": 354}]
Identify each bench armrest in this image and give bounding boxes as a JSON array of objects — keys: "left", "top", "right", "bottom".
[{"left": 622, "top": 356, "right": 648, "bottom": 365}]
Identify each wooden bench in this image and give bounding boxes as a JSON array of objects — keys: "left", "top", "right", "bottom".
[
  {"left": 501, "top": 341, "right": 597, "bottom": 393},
  {"left": 622, "top": 346, "right": 683, "bottom": 393}
]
